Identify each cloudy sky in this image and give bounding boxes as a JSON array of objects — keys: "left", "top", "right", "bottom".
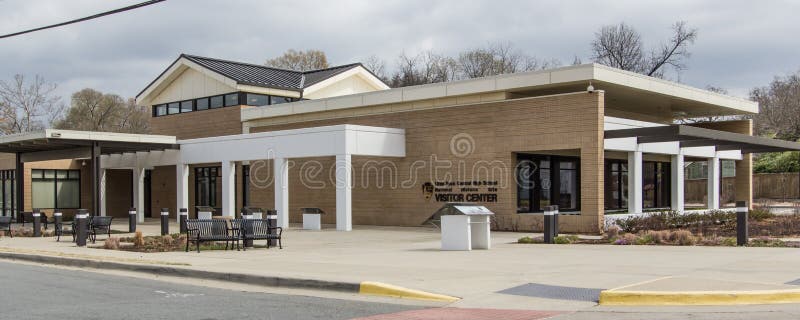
[{"left": 0, "top": 0, "right": 798, "bottom": 102}]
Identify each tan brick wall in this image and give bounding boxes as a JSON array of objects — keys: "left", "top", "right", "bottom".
[
  {"left": 150, "top": 105, "right": 246, "bottom": 139},
  {"left": 246, "top": 92, "right": 606, "bottom": 233},
  {"left": 689, "top": 120, "right": 754, "bottom": 207}
]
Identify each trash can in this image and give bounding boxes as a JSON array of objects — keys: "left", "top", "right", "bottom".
[
  {"left": 265, "top": 209, "right": 278, "bottom": 247},
  {"left": 301, "top": 207, "right": 324, "bottom": 230},
  {"left": 195, "top": 206, "right": 215, "bottom": 220},
  {"left": 425, "top": 203, "right": 495, "bottom": 251}
]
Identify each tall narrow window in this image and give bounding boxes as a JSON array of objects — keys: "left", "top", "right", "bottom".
[
  {"left": 0, "top": 170, "right": 15, "bottom": 217},
  {"left": 242, "top": 165, "right": 250, "bottom": 207},
  {"left": 195, "top": 167, "right": 220, "bottom": 208},
  {"left": 605, "top": 160, "right": 628, "bottom": 210}
]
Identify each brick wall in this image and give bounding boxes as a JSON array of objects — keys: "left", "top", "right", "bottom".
[
  {"left": 246, "top": 92, "right": 605, "bottom": 233},
  {"left": 150, "top": 105, "right": 246, "bottom": 139}
]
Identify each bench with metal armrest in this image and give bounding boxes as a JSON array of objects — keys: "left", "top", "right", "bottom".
[
  {"left": 184, "top": 219, "right": 240, "bottom": 253},
  {"left": 230, "top": 218, "right": 283, "bottom": 250}
]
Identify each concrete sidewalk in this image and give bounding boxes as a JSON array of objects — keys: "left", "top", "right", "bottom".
[{"left": 2, "top": 221, "right": 800, "bottom": 310}]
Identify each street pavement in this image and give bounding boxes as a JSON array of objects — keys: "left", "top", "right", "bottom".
[{"left": 0, "top": 261, "right": 420, "bottom": 320}]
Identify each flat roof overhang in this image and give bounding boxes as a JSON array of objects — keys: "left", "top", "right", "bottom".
[
  {"left": 0, "top": 129, "right": 179, "bottom": 157},
  {"left": 604, "top": 125, "right": 800, "bottom": 154}
]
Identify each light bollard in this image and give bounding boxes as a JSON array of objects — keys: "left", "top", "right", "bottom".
[
  {"left": 160, "top": 208, "right": 169, "bottom": 235},
  {"left": 179, "top": 208, "right": 188, "bottom": 233},
  {"left": 736, "top": 201, "right": 749, "bottom": 246},
  {"left": 75, "top": 213, "right": 88, "bottom": 247},
  {"left": 552, "top": 205, "right": 559, "bottom": 237},
  {"left": 53, "top": 211, "right": 63, "bottom": 226},
  {"left": 543, "top": 205, "right": 555, "bottom": 244},
  {"left": 242, "top": 210, "right": 254, "bottom": 248},
  {"left": 32, "top": 212, "right": 42, "bottom": 237},
  {"left": 128, "top": 207, "right": 137, "bottom": 232},
  {"left": 266, "top": 210, "right": 278, "bottom": 247}
]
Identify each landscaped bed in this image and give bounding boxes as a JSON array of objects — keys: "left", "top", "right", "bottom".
[{"left": 518, "top": 209, "right": 800, "bottom": 247}]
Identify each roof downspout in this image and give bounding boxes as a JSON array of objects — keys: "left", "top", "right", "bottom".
[{"left": 299, "top": 74, "right": 305, "bottom": 99}]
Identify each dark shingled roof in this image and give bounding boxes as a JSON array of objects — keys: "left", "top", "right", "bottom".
[{"left": 182, "top": 54, "right": 362, "bottom": 91}]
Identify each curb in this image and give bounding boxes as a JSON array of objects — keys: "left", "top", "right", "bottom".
[
  {"left": 599, "top": 289, "right": 800, "bottom": 306},
  {"left": 359, "top": 281, "right": 460, "bottom": 302},
  {"left": 0, "top": 251, "right": 459, "bottom": 302}
]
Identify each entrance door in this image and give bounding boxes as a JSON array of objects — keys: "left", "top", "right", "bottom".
[{"left": 516, "top": 154, "right": 581, "bottom": 213}]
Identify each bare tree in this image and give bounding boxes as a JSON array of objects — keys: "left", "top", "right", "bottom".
[
  {"left": 53, "top": 88, "right": 150, "bottom": 134},
  {"left": 363, "top": 55, "right": 388, "bottom": 82},
  {"left": 591, "top": 21, "right": 697, "bottom": 78},
  {"left": 751, "top": 71, "right": 800, "bottom": 141},
  {"left": 389, "top": 51, "right": 458, "bottom": 87},
  {"left": 0, "top": 74, "right": 63, "bottom": 134},
  {"left": 457, "top": 42, "right": 559, "bottom": 79},
  {"left": 676, "top": 86, "right": 741, "bottom": 123},
  {"left": 264, "top": 49, "right": 329, "bottom": 71}
]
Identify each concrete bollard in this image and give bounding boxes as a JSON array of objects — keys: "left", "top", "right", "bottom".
[
  {"left": 736, "top": 201, "right": 748, "bottom": 246},
  {"left": 75, "top": 213, "right": 88, "bottom": 247},
  {"left": 160, "top": 208, "right": 169, "bottom": 235},
  {"left": 129, "top": 207, "right": 137, "bottom": 233},
  {"left": 179, "top": 208, "right": 188, "bottom": 233},
  {"left": 266, "top": 210, "right": 278, "bottom": 247},
  {"left": 32, "top": 212, "right": 42, "bottom": 237},
  {"left": 543, "top": 205, "right": 555, "bottom": 244},
  {"left": 552, "top": 205, "right": 559, "bottom": 237}
]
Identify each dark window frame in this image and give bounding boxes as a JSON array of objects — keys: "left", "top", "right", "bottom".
[
  {"left": 30, "top": 169, "right": 81, "bottom": 210},
  {"left": 0, "top": 170, "right": 16, "bottom": 217},
  {"left": 194, "top": 166, "right": 221, "bottom": 208},
  {"left": 151, "top": 92, "right": 301, "bottom": 117},
  {"left": 242, "top": 165, "right": 250, "bottom": 207},
  {"left": 516, "top": 154, "right": 581, "bottom": 214}
]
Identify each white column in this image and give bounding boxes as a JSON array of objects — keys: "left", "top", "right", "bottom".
[
  {"left": 274, "top": 158, "right": 289, "bottom": 228},
  {"left": 707, "top": 156, "right": 720, "bottom": 210},
  {"left": 335, "top": 154, "right": 353, "bottom": 231},
  {"left": 132, "top": 167, "right": 145, "bottom": 223},
  {"left": 176, "top": 164, "right": 189, "bottom": 222},
  {"left": 99, "top": 169, "right": 107, "bottom": 216},
  {"left": 221, "top": 161, "right": 236, "bottom": 217},
  {"left": 627, "top": 151, "right": 643, "bottom": 214},
  {"left": 670, "top": 154, "right": 685, "bottom": 212}
]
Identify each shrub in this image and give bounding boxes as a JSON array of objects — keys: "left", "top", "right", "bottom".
[
  {"left": 722, "top": 237, "right": 737, "bottom": 246},
  {"left": 103, "top": 237, "right": 120, "bottom": 250},
  {"left": 749, "top": 207, "right": 775, "bottom": 222},
  {"left": 634, "top": 233, "right": 655, "bottom": 245},
  {"left": 669, "top": 230, "right": 696, "bottom": 246},
  {"left": 554, "top": 235, "right": 580, "bottom": 244},
  {"left": 133, "top": 231, "right": 144, "bottom": 248},
  {"left": 613, "top": 233, "right": 637, "bottom": 245},
  {"left": 644, "top": 230, "right": 671, "bottom": 244},
  {"left": 518, "top": 236, "right": 535, "bottom": 244},
  {"left": 606, "top": 226, "right": 620, "bottom": 239}
]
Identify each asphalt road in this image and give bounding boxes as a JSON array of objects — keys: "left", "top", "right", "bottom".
[{"left": 0, "top": 261, "right": 421, "bottom": 320}]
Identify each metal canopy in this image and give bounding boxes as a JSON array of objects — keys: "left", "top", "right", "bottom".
[
  {"left": 0, "top": 129, "right": 179, "bottom": 156},
  {"left": 604, "top": 125, "right": 800, "bottom": 154}
]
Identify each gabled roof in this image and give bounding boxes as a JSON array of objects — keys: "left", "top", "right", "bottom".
[
  {"left": 181, "top": 54, "right": 364, "bottom": 91},
  {"left": 136, "top": 54, "right": 390, "bottom": 105}
]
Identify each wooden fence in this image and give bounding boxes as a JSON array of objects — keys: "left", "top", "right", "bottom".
[{"left": 685, "top": 173, "right": 800, "bottom": 202}]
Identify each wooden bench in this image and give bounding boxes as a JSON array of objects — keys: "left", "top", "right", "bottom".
[
  {"left": 231, "top": 219, "right": 283, "bottom": 250},
  {"left": 185, "top": 219, "right": 240, "bottom": 253}
]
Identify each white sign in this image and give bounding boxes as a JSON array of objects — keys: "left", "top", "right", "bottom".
[{"left": 454, "top": 205, "right": 494, "bottom": 215}]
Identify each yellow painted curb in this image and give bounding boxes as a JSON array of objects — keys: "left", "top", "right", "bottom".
[
  {"left": 359, "top": 281, "right": 460, "bottom": 302},
  {"left": 599, "top": 289, "right": 800, "bottom": 306}
]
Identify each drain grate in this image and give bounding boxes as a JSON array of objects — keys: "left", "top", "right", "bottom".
[
  {"left": 786, "top": 279, "right": 800, "bottom": 286},
  {"left": 497, "top": 283, "right": 603, "bottom": 302}
]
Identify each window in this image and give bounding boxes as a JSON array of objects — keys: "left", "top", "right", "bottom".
[
  {"left": 210, "top": 95, "right": 224, "bottom": 108},
  {"left": 604, "top": 160, "right": 628, "bottom": 210},
  {"left": 31, "top": 169, "right": 80, "bottom": 209},
  {"left": 270, "top": 96, "right": 292, "bottom": 105},
  {"left": 154, "top": 104, "right": 167, "bottom": 116},
  {"left": 196, "top": 98, "right": 209, "bottom": 110},
  {"left": 246, "top": 94, "right": 268, "bottom": 106},
  {"left": 195, "top": 167, "right": 220, "bottom": 208},
  {"left": 643, "top": 162, "right": 671, "bottom": 209},
  {"left": 167, "top": 102, "right": 180, "bottom": 114},
  {"left": 180, "top": 100, "right": 193, "bottom": 113},
  {"left": 242, "top": 165, "right": 250, "bottom": 207},
  {"left": 0, "top": 170, "right": 15, "bottom": 217},
  {"left": 224, "top": 93, "right": 239, "bottom": 106},
  {"left": 516, "top": 155, "right": 580, "bottom": 213}
]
